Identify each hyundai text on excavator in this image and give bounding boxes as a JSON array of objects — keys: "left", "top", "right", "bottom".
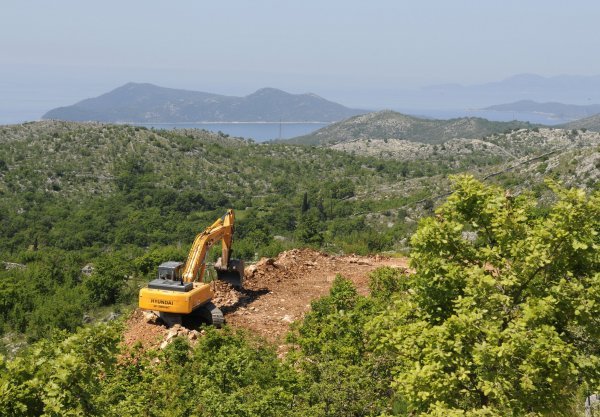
[{"left": 139, "top": 209, "right": 244, "bottom": 327}]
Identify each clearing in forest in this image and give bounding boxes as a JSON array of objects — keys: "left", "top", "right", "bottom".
[{"left": 123, "top": 249, "right": 408, "bottom": 350}]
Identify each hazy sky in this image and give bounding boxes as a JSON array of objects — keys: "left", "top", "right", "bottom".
[{"left": 2, "top": 0, "right": 600, "bottom": 121}]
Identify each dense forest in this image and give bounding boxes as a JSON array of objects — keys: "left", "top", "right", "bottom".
[{"left": 0, "top": 122, "right": 599, "bottom": 415}]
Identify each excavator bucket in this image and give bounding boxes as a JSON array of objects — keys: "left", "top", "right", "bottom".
[{"left": 215, "top": 258, "right": 244, "bottom": 288}]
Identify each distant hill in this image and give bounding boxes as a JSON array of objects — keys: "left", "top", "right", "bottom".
[
  {"left": 286, "top": 110, "right": 535, "bottom": 145},
  {"left": 42, "top": 83, "right": 366, "bottom": 123},
  {"left": 485, "top": 100, "right": 600, "bottom": 120},
  {"left": 404, "top": 73, "right": 600, "bottom": 108},
  {"left": 560, "top": 113, "right": 600, "bottom": 131}
]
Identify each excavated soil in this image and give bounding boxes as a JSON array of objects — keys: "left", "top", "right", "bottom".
[
  {"left": 123, "top": 249, "right": 408, "bottom": 350},
  {"left": 123, "top": 309, "right": 168, "bottom": 350}
]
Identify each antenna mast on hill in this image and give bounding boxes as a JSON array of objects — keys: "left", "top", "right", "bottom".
[{"left": 279, "top": 118, "right": 282, "bottom": 140}]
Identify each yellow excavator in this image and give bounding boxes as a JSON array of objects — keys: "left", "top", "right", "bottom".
[{"left": 139, "top": 209, "right": 244, "bottom": 327}]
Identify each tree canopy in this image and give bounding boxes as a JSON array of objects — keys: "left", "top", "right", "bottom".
[{"left": 368, "top": 175, "right": 600, "bottom": 416}]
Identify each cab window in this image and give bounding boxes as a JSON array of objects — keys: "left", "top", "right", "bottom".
[{"left": 158, "top": 268, "right": 173, "bottom": 280}]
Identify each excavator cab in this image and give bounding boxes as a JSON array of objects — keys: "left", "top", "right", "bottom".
[
  {"left": 158, "top": 262, "right": 182, "bottom": 280},
  {"left": 148, "top": 262, "right": 194, "bottom": 292}
]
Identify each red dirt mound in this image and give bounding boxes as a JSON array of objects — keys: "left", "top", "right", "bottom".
[{"left": 214, "top": 248, "right": 408, "bottom": 342}]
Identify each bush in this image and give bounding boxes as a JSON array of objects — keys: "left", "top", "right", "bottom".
[{"left": 368, "top": 266, "right": 408, "bottom": 300}]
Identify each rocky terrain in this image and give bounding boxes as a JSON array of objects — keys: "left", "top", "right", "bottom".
[
  {"left": 328, "top": 127, "right": 600, "bottom": 158},
  {"left": 329, "top": 137, "right": 510, "bottom": 161},
  {"left": 1, "top": 121, "right": 597, "bottom": 258},
  {"left": 320, "top": 127, "right": 600, "bottom": 235}
]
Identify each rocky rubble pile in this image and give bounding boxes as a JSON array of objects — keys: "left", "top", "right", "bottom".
[
  {"left": 159, "top": 324, "right": 204, "bottom": 349},
  {"left": 211, "top": 281, "right": 241, "bottom": 308},
  {"left": 123, "top": 310, "right": 207, "bottom": 351}
]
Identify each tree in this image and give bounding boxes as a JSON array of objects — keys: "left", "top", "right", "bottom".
[
  {"left": 368, "top": 175, "right": 600, "bottom": 416},
  {"left": 301, "top": 192, "right": 310, "bottom": 213},
  {"left": 288, "top": 275, "right": 394, "bottom": 416},
  {"left": 295, "top": 208, "right": 324, "bottom": 246},
  {"left": 84, "top": 256, "right": 130, "bottom": 306}
]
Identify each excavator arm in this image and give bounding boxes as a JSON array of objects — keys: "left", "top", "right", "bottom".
[{"left": 182, "top": 209, "right": 235, "bottom": 282}]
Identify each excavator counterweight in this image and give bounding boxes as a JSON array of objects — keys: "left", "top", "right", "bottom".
[{"left": 138, "top": 209, "right": 243, "bottom": 327}]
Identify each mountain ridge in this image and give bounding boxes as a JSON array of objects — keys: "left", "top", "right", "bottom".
[
  {"left": 484, "top": 100, "right": 600, "bottom": 120},
  {"left": 285, "top": 110, "right": 536, "bottom": 145},
  {"left": 392, "top": 73, "right": 600, "bottom": 108},
  {"left": 42, "top": 83, "right": 366, "bottom": 123}
]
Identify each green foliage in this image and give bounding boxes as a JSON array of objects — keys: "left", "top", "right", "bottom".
[
  {"left": 0, "top": 249, "right": 85, "bottom": 339},
  {"left": 0, "top": 323, "right": 121, "bottom": 416},
  {"left": 84, "top": 269, "right": 124, "bottom": 306},
  {"left": 0, "top": 122, "right": 433, "bottom": 320},
  {"left": 295, "top": 209, "right": 324, "bottom": 246},
  {"left": 2, "top": 122, "right": 599, "bottom": 416},
  {"left": 2, "top": 277, "right": 397, "bottom": 417},
  {"left": 0, "top": 248, "right": 141, "bottom": 341},
  {"left": 368, "top": 175, "right": 600, "bottom": 415},
  {"left": 2, "top": 192, "right": 598, "bottom": 417},
  {"left": 368, "top": 266, "right": 408, "bottom": 300},
  {"left": 1, "top": 120, "right": 521, "bottom": 263},
  {"left": 287, "top": 275, "right": 394, "bottom": 415},
  {"left": 26, "top": 287, "right": 85, "bottom": 342},
  {"left": 291, "top": 276, "right": 365, "bottom": 360},
  {"left": 133, "top": 245, "right": 188, "bottom": 275},
  {"left": 96, "top": 328, "right": 303, "bottom": 417}
]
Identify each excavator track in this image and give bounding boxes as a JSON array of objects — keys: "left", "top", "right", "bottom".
[
  {"left": 158, "top": 302, "right": 224, "bottom": 328},
  {"left": 151, "top": 300, "right": 226, "bottom": 329},
  {"left": 196, "top": 302, "right": 224, "bottom": 328}
]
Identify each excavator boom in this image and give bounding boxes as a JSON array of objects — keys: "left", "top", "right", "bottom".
[{"left": 181, "top": 209, "right": 238, "bottom": 285}]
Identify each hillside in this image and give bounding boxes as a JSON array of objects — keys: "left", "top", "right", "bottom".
[
  {"left": 485, "top": 99, "right": 600, "bottom": 120},
  {"left": 0, "top": 120, "right": 444, "bottom": 202},
  {"left": 561, "top": 113, "right": 600, "bottom": 131},
  {"left": 1, "top": 121, "right": 599, "bottom": 416},
  {"left": 2, "top": 177, "right": 598, "bottom": 416},
  {"left": 0, "top": 120, "right": 464, "bottom": 259},
  {"left": 0, "top": 120, "right": 455, "bottom": 354},
  {"left": 287, "top": 110, "right": 534, "bottom": 145},
  {"left": 327, "top": 126, "right": 599, "bottom": 158},
  {"left": 0, "top": 121, "right": 598, "bottom": 349},
  {"left": 1, "top": 122, "right": 597, "bottom": 247},
  {"left": 42, "top": 83, "right": 366, "bottom": 123}
]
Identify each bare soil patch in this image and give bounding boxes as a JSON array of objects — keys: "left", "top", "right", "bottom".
[{"left": 123, "top": 249, "right": 408, "bottom": 349}]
